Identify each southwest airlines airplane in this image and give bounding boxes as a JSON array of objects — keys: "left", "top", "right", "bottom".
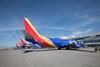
[
  {"left": 22, "top": 18, "right": 82, "bottom": 50},
  {"left": 16, "top": 38, "right": 30, "bottom": 49}
]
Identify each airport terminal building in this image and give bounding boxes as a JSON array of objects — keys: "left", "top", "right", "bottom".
[{"left": 74, "top": 32, "right": 100, "bottom": 47}]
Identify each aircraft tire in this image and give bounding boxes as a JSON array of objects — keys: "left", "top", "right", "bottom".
[
  {"left": 65, "top": 46, "right": 72, "bottom": 50},
  {"left": 65, "top": 47, "right": 69, "bottom": 50},
  {"left": 58, "top": 47, "right": 61, "bottom": 50}
]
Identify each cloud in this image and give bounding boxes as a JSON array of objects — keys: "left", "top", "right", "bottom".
[
  {"left": 71, "top": 29, "right": 92, "bottom": 37},
  {"left": 60, "top": 35, "right": 76, "bottom": 39},
  {"left": 38, "top": 26, "right": 66, "bottom": 31},
  {"left": 73, "top": 12, "right": 100, "bottom": 31},
  {"left": 0, "top": 26, "right": 24, "bottom": 32},
  {"left": 80, "top": 15, "right": 99, "bottom": 26},
  {"left": 60, "top": 29, "right": 93, "bottom": 39}
]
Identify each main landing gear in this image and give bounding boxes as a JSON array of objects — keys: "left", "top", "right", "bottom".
[{"left": 58, "top": 47, "right": 61, "bottom": 50}]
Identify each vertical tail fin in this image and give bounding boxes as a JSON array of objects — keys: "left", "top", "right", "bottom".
[
  {"left": 20, "top": 38, "right": 28, "bottom": 46},
  {"left": 16, "top": 42, "right": 21, "bottom": 48},
  {"left": 24, "top": 18, "right": 41, "bottom": 39},
  {"left": 24, "top": 18, "right": 55, "bottom": 47},
  {"left": 20, "top": 38, "right": 30, "bottom": 48}
]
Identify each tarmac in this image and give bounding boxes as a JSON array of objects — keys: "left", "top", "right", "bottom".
[{"left": 0, "top": 48, "right": 100, "bottom": 67}]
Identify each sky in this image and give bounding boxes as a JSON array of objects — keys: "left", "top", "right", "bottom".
[{"left": 0, "top": 0, "right": 100, "bottom": 47}]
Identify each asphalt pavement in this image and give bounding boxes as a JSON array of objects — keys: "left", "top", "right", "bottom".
[{"left": 0, "top": 48, "right": 100, "bottom": 67}]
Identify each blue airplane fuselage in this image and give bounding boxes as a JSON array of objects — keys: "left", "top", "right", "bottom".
[{"left": 26, "top": 38, "right": 82, "bottom": 48}]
